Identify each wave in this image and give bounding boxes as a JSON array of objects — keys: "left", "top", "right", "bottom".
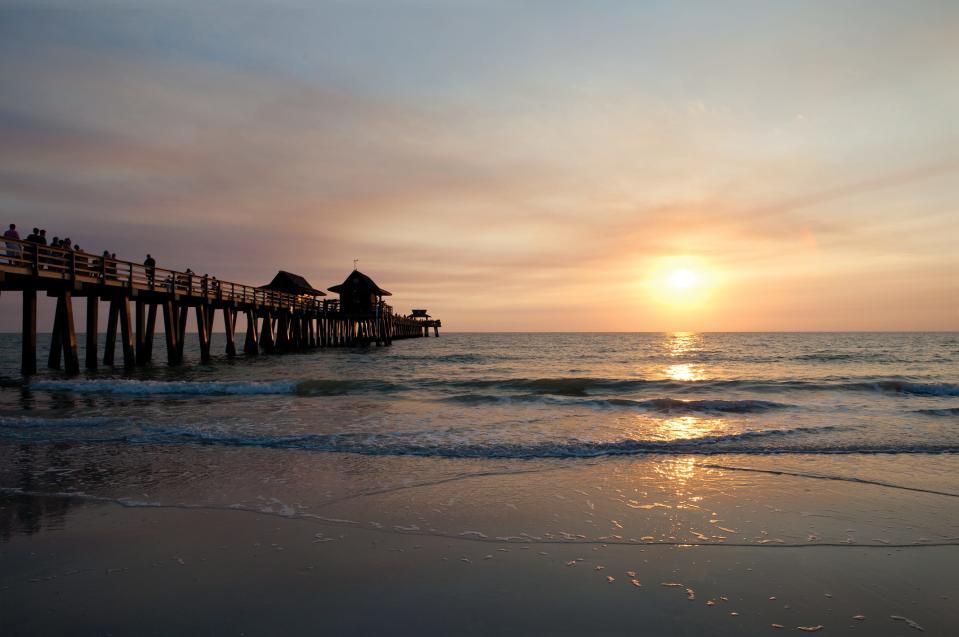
[
  {"left": 11, "top": 423, "right": 956, "bottom": 459},
  {"left": 439, "top": 376, "right": 959, "bottom": 398},
  {"left": 386, "top": 353, "right": 510, "bottom": 364},
  {"left": 3, "top": 417, "right": 957, "bottom": 457},
  {"left": 116, "top": 431, "right": 959, "bottom": 458},
  {"left": 791, "top": 352, "right": 906, "bottom": 363},
  {"left": 122, "top": 424, "right": 841, "bottom": 457},
  {"left": 28, "top": 379, "right": 299, "bottom": 395},
  {"left": 26, "top": 378, "right": 404, "bottom": 396},
  {"left": 914, "top": 407, "right": 959, "bottom": 417},
  {"left": 606, "top": 397, "right": 789, "bottom": 413},
  {"left": 23, "top": 376, "right": 959, "bottom": 399},
  {"left": 852, "top": 381, "right": 959, "bottom": 396},
  {"left": 0, "top": 415, "right": 118, "bottom": 429},
  {"left": 443, "top": 394, "right": 792, "bottom": 413}
]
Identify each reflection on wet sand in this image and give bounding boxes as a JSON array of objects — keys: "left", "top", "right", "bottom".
[
  {"left": 0, "top": 493, "right": 73, "bottom": 541},
  {"left": 6, "top": 441, "right": 954, "bottom": 552}
]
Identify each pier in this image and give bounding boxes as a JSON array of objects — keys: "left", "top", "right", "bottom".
[{"left": 0, "top": 239, "right": 441, "bottom": 375}]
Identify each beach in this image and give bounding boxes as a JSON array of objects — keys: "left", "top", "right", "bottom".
[
  {"left": 3, "top": 453, "right": 957, "bottom": 635},
  {"left": 1, "top": 332, "right": 958, "bottom": 634}
]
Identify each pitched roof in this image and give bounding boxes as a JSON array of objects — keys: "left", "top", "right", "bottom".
[
  {"left": 258, "top": 270, "right": 326, "bottom": 296},
  {"left": 327, "top": 270, "right": 392, "bottom": 296}
]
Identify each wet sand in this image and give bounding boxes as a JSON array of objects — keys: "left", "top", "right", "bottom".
[{"left": 2, "top": 492, "right": 956, "bottom": 636}]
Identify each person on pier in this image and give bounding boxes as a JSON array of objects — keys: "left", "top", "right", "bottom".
[
  {"left": 144, "top": 254, "right": 156, "bottom": 285},
  {"left": 3, "top": 224, "right": 20, "bottom": 262}
]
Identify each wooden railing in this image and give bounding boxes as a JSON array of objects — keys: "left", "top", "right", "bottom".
[{"left": 0, "top": 237, "right": 395, "bottom": 317}]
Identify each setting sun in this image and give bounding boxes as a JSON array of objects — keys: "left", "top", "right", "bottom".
[
  {"left": 668, "top": 269, "right": 698, "bottom": 289},
  {"left": 642, "top": 256, "right": 717, "bottom": 318}
]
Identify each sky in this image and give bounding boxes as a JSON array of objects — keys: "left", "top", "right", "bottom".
[{"left": 0, "top": 0, "right": 956, "bottom": 331}]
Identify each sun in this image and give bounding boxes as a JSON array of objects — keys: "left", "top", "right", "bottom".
[
  {"left": 642, "top": 256, "right": 716, "bottom": 311},
  {"left": 668, "top": 268, "right": 697, "bottom": 289}
]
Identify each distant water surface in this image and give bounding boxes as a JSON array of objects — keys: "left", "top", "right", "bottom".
[{"left": 1, "top": 332, "right": 958, "bottom": 542}]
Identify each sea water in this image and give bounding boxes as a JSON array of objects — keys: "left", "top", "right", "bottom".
[{"left": 1, "top": 332, "right": 958, "bottom": 545}]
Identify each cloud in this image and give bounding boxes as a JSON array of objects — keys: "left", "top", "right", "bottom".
[{"left": 0, "top": 3, "right": 956, "bottom": 331}]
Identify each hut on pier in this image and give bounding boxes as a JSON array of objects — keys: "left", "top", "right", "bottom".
[
  {"left": 258, "top": 271, "right": 326, "bottom": 298},
  {"left": 328, "top": 270, "right": 391, "bottom": 315}
]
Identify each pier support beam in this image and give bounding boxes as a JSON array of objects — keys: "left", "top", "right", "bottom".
[
  {"left": 48, "top": 295, "right": 63, "bottom": 370},
  {"left": 55, "top": 291, "right": 80, "bottom": 375},
  {"left": 196, "top": 305, "right": 211, "bottom": 362},
  {"left": 276, "top": 312, "right": 290, "bottom": 352},
  {"left": 135, "top": 300, "right": 146, "bottom": 365},
  {"left": 143, "top": 303, "right": 157, "bottom": 364},
  {"left": 118, "top": 297, "right": 136, "bottom": 368},
  {"left": 21, "top": 289, "right": 37, "bottom": 376},
  {"left": 85, "top": 297, "right": 98, "bottom": 369},
  {"left": 223, "top": 307, "right": 237, "bottom": 357},
  {"left": 244, "top": 310, "right": 258, "bottom": 355},
  {"left": 104, "top": 297, "right": 119, "bottom": 366},
  {"left": 176, "top": 303, "right": 187, "bottom": 361},
  {"left": 162, "top": 301, "right": 179, "bottom": 366},
  {"left": 259, "top": 311, "right": 274, "bottom": 353}
]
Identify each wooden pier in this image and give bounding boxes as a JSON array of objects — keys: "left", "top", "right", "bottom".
[{"left": 0, "top": 238, "right": 441, "bottom": 375}]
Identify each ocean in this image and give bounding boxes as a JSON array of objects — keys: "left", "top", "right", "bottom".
[{"left": 2, "top": 332, "right": 958, "bottom": 546}]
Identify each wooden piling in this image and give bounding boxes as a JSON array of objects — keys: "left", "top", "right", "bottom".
[
  {"left": 276, "top": 312, "right": 289, "bottom": 351},
  {"left": 85, "top": 296, "right": 98, "bottom": 369},
  {"left": 196, "top": 305, "right": 211, "bottom": 362},
  {"left": 104, "top": 297, "right": 119, "bottom": 366},
  {"left": 244, "top": 310, "right": 258, "bottom": 355},
  {"left": 21, "top": 289, "right": 37, "bottom": 375},
  {"left": 48, "top": 293, "right": 64, "bottom": 370},
  {"left": 223, "top": 307, "right": 237, "bottom": 357},
  {"left": 135, "top": 299, "right": 146, "bottom": 365},
  {"left": 143, "top": 303, "right": 157, "bottom": 363},
  {"left": 176, "top": 303, "right": 188, "bottom": 360},
  {"left": 259, "top": 310, "right": 274, "bottom": 353},
  {"left": 162, "top": 300, "right": 179, "bottom": 365},
  {"left": 118, "top": 297, "right": 136, "bottom": 368},
  {"left": 59, "top": 292, "right": 80, "bottom": 375}
]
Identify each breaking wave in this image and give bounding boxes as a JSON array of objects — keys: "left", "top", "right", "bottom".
[
  {"left": 439, "top": 377, "right": 959, "bottom": 397},
  {"left": 4, "top": 423, "right": 955, "bottom": 458},
  {"left": 914, "top": 407, "right": 959, "bottom": 417},
  {"left": 21, "top": 376, "right": 959, "bottom": 398},
  {"left": 443, "top": 394, "right": 793, "bottom": 413}
]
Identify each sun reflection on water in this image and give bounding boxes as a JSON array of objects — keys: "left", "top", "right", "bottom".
[
  {"left": 663, "top": 332, "right": 707, "bottom": 381},
  {"left": 661, "top": 456, "right": 696, "bottom": 484},
  {"left": 666, "top": 331, "right": 699, "bottom": 355},
  {"left": 665, "top": 363, "right": 705, "bottom": 381},
  {"left": 655, "top": 415, "right": 718, "bottom": 441}
]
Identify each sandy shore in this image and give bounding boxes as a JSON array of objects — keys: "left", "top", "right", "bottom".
[{"left": 2, "top": 492, "right": 955, "bottom": 636}]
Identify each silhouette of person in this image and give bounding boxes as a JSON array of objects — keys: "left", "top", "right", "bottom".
[
  {"left": 4, "top": 224, "right": 20, "bottom": 262},
  {"left": 144, "top": 254, "right": 156, "bottom": 286}
]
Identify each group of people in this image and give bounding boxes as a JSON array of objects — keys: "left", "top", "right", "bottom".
[
  {"left": 4, "top": 223, "right": 124, "bottom": 283},
  {"left": 4, "top": 224, "right": 88, "bottom": 254},
  {"left": 4, "top": 223, "right": 223, "bottom": 296}
]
